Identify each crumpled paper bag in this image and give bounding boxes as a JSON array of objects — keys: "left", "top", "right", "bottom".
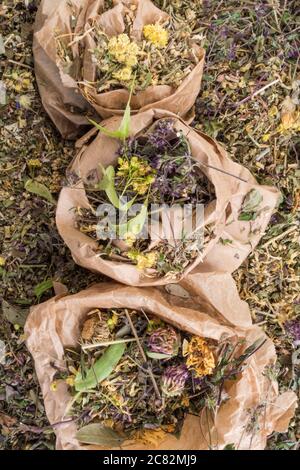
[
  {"left": 25, "top": 276, "right": 297, "bottom": 450},
  {"left": 56, "top": 109, "right": 280, "bottom": 286},
  {"left": 33, "top": 0, "right": 205, "bottom": 139}
]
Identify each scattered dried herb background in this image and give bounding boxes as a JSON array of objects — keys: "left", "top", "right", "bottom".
[{"left": 0, "top": 0, "right": 299, "bottom": 450}]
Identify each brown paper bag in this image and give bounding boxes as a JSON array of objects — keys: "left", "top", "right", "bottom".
[
  {"left": 25, "top": 278, "right": 297, "bottom": 450},
  {"left": 33, "top": 0, "right": 205, "bottom": 139},
  {"left": 56, "top": 109, "right": 280, "bottom": 286}
]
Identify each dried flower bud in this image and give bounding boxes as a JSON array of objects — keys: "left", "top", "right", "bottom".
[
  {"left": 148, "top": 326, "right": 180, "bottom": 356},
  {"left": 161, "top": 365, "right": 189, "bottom": 397}
]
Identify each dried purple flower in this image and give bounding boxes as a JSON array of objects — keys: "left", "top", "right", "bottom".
[
  {"left": 285, "top": 319, "right": 300, "bottom": 345},
  {"left": 147, "top": 326, "right": 180, "bottom": 357},
  {"left": 161, "top": 365, "right": 189, "bottom": 397},
  {"left": 147, "top": 119, "right": 176, "bottom": 149}
]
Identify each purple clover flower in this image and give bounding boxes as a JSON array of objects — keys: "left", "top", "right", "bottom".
[
  {"left": 161, "top": 365, "right": 189, "bottom": 397},
  {"left": 148, "top": 326, "right": 179, "bottom": 356}
]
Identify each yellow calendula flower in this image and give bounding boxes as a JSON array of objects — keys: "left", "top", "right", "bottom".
[
  {"left": 143, "top": 23, "right": 169, "bottom": 48},
  {"left": 113, "top": 66, "right": 132, "bottom": 82},
  {"left": 184, "top": 337, "right": 215, "bottom": 378},
  {"left": 108, "top": 34, "right": 140, "bottom": 67}
]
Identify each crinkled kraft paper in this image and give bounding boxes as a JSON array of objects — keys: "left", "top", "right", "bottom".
[
  {"left": 25, "top": 277, "right": 297, "bottom": 450},
  {"left": 56, "top": 109, "right": 280, "bottom": 286},
  {"left": 34, "top": 0, "right": 205, "bottom": 139}
]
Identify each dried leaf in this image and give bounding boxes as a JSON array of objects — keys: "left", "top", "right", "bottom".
[
  {"left": 238, "top": 189, "right": 263, "bottom": 221},
  {"left": 146, "top": 351, "right": 173, "bottom": 359},
  {"left": 241, "top": 189, "right": 263, "bottom": 213},
  {"left": 1, "top": 300, "right": 29, "bottom": 327},
  {"left": 164, "top": 284, "right": 191, "bottom": 299},
  {"left": 0, "top": 412, "right": 17, "bottom": 428},
  {"left": 25, "top": 179, "right": 55, "bottom": 204},
  {"left": 76, "top": 424, "right": 125, "bottom": 446},
  {"left": 182, "top": 338, "right": 189, "bottom": 356}
]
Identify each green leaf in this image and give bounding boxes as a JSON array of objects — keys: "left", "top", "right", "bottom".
[
  {"left": 224, "top": 443, "right": 236, "bottom": 450},
  {"left": 25, "top": 179, "right": 55, "bottom": 204},
  {"left": 76, "top": 424, "right": 125, "bottom": 447},
  {"left": 89, "top": 81, "right": 133, "bottom": 141},
  {"left": 219, "top": 238, "right": 233, "bottom": 245},
  {"left": 117, "top": 203, "right": 148, "bottom": 237},
  {"left": 98, "top": 165, "right": 120, "bottom": 209},
  {"left": 98, "top": 164, "right": 136, "bottom": 211},
  {"left": 88, "top": 99, "right": 130, "bottom": 141},
  {"left": 74, "top": 343, "right": 126, "bottom": 392},
  {"left": 146, "top": 351, "right": 173, "bottom": 360},
  {"left": 88, "top": 119, "right": 126, "bottom": 140},
  {"left": 117, "top": 95, "right": 131, "bottom": 141},
  {"left": 238, "top": 212, "right": 256, "bottom": 221},
  {"left": 34, "top": 279, "right": 53, "bottom": 298},
  {"left": 241, "top": 189, "right": 263, "bottom": 213}
]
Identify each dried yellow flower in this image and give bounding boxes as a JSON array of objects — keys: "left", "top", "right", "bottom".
[
  {"left": 143, "top": 23, "right": 169, "bottom": 48},
  {"left": 108, "top": 34, "right": 140, "bottom": 67},
  {"left": 123, "top": 232, "right": 136, "bottom": 248},
  {"left": 117, "top": 156, "right": 156, "bottom": 195},
  {"left": 50, "top": 381, "right": 58, "bottom": 392},
  {"left": 112, "top": 66, "right": 132, "bottom": 82},
  {"left": 107, "top": 312, "right": 118, "bottom": 331},
  {"left": 65, "top": 376, "right": 75, "bottom": 387},
  {"left": 127, "top": 250, "right": 158, "bottom": 270},
  {"left": 0, "top": 256, "right": 6, "bottom": 267},
  {"left": 18, "top": 95, "right": 32, "bottom": 109},
  {"left": 28, "top": 159, "right": 42, "bottom": 168},
  {"left": 184, "top": 337, "right": 215, "bottom": 377}
]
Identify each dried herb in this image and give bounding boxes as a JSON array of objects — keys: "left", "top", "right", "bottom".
[
  {"left": 58, "top": 308, "right": 265, "bottom": 443},
  {"left": 56, "top": 5, "right": 201, "bottom": 93},
  {"left": 76, "top": 118, "right": 215, "bottom": 278}
]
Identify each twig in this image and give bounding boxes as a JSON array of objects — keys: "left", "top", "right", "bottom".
[
  {"left": 198, "top": 161, "right": 248, "bottom": 183},
  {"left": 68, "top": 27, "right": 95, "bottom": 47},
  {"left": 81, "top": 337, "right": 136, "bottom": 351},
  {"left": 124, "top": 309, "right": 161, "bottom": 399},
  {"left": 184, "top": 133, "right": 249, "bottom": 183},
  {"left": 261, "top": 226, "right": 298, "bottom": 248},
  {"left": 234, "top": 79, "right": 280, "bottom": 108},
  {"left": 8, "top": 59, "right": 33, "bottom": 70}
]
